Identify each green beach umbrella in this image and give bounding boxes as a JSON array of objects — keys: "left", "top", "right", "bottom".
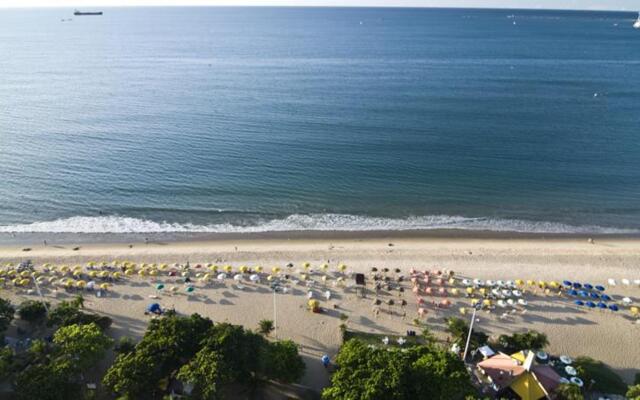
[{"left": 156, "top": 284, "right": 165, "bottom": 290}]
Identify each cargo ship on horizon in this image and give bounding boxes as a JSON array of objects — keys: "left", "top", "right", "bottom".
[{"left": 73, "top": 10, "right": 103, "bottom": 16}]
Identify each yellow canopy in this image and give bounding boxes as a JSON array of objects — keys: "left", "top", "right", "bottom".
[{"left": 510, "top": 372, "right": 547, "bottom": 400}]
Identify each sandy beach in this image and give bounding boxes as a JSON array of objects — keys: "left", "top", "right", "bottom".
[{"left": 1, "top": 235, "right": 639, "bottom": 391}]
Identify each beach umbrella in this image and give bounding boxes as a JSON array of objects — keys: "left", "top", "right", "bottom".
[
  {"left": 565, "top": 366, "right": 577, "bottom": 376},
  {"left": 156, "top": 284, "right": 165, "bottom": 290},
  {"left": 146, "top": 303, "right": 161, "bottom": 313},
  {"left": 138, "top": 270, "right": 147, "bottom": 277},
  {"left": 622, "top": 297, "right": 632, "bottom": 306},
  {"left": 466, "top": 287, "right": 474, "bottom": 295},
  {"left": 578, "top": 291, "right": 588, "bottom": 298},
  {"left": 338, "top": 264, "right": 347, "bottom": 272},
  {"left": 486, "top": 280, "right": 495, "bottom": 287},
  {"left": 597, "top": 302, "right": 607, "bottom": 309},
  {"left": 601, "top": 294, "right": 612, "bottom": 301},
  {"left": 515, "top": 279, "right": 524, "bottom": 286},
  {"left": 417, "top": 307, "right": 427, "bottom": 317},
  {"left": 608, "top": 304, "right": 619, "bottom": 312},
  {"left": 607, "top": 278, "right": 616, "bottom": 286},
  {"left": 440, "top": 299, "right": 451, "bottom": 307},
  {"left": 303, "top": 262, "right": 311, "bottom": 269},
  {"left": 125, "top": 269, "right": 134, "bottom": 276},
  {"left": 574, "top": 300, "right": 584, "bottom": 306},
  {"left": 512, "top": 290, "right": 522, "bottom": 297},
  {"left": 622, "top": 278, "right": 630, "bottom": 285},
  {"left": 462, "top": 279, "right": 472, "bottom": 286},
  {"left": 595, "top": 285, "right": 605, "bottom": 291},
  {"left": 630, "top": 306, "right": 639, "bottom": 317},
  {"left": 87, "top": 281, "right": 95, "bottom": 290},
  {"left": 570, "top": 377, "right": 584, "bottom": 387},
  {"left": 223, "top": 265, "right": 233, "bottom": 273},
  {"left": 425, "top": 287, "right": 432, "bottom": 295},
  {"left": 526, "top": 280, "right": 535, "bottom": 287},
  {"left": 482, "top": 299, "right": 492, "bottom": 308},
  {"left": 76, "top": 280, "right": 86, "bottom": 288},
  {"left": 113, "top": 272, "right": 122, "bottom": 279},
  {"left": 497, "top": 300, "right": 507, "bottom": 308},
  {"left": 572, "top": 282, "right": 582, "bottom": 289},
  {"left": 507, "top": 299, "right": 515, "bottom": 306},
  {"left": 255, "top": 266, "right": 263, "bottom": 273},
  {"left": 412, "top": 286, "right": 420, "bottom": 294},
  {"left": 549, "top": 281, "right": 559, "bottom": 288},
  {"left": 321, "top": 264, "right": 329, "bottom": 271},
  {"left": 271, "top": 267, "right": 281, "bottom": 274},
  {"left": 308, "top": 299, "right": 319, "bottom": 311},
  {"left": 186, "top": 286, "right": 195, "bottom": 293},
  {"left": 586, "top": 301, "right": 596, "bottom": 308},
  {"left": 474, "top": 279, "right": 483, "bottom": 286},
  {"left": 233, "top": 274, "right": 243, "bottom": 282},
  {"left": 217, "top": 273, "right": 227, "bottom": 281},
  {"left": 438, "top": 287, "right": 446, "bottom": 295},
  {"left": 517, "top": 299, "right": 528, "bottom": 306},
  {"left": 239, "top": 266, "right": 248, "bottom": 273},
  {"left": 471, "top": 299, "right": 479, "bottom": 306},
  {"left": 589, "top": 293, "right": 599, "bottom": 299},
  {"left": 583, "top": 283, "right": 593, "bottom": 290},
  {"left": 249, "top": 274, "right": 260, "bottom": 283},
  {"left": 451, "top": 288, "right": 459, "bottom": 296},
  {"left": 560, "top": 355, "right": 573, "bottom": 364},
  {"left": 99, "top": 283, "right": 109, "bottom": 290},
  {"left": 19, "top": 278, "right": 30, "bottom": 286},
  {"left": 208, "top": 265, "right": 218, "bottom": 272}
]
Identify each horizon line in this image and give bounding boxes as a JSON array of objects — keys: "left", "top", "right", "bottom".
[{"left": 0, "top": 4, "right": 636, "bottom": 12}]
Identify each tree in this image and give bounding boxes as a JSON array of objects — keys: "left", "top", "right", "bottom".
[
  {"left": 15, "top": 362, "right": 81, "bottom": 400},
  {"left": 262, "top": 340, "right": 306, "bottom": 383},
  {"left": 103, "top": 313, "right": 213, "bottom": 399},
  {"left": 627, "top": 384, "right": 640, "bottom": 400},
  {"left": 47, "top": 300, "right": 111, "bottom": 330},
  {"left": 0, "top": 297, "right": 15, "bottom": 337},
  {"left": 115, "top": 336, "right": 136, "bottom": 354},
  {"left": 574, "top": 356, "right": 627, "bottom": 395},
  {"left": 494, "top": 331, "right": 548, "bottom": 353},
  {"left": 177, "top": 347, "right": 224, "bottom": 400},
  {"left": 322, "top": 339, "right": 473, "bottom": 400},
  {"left": 555, "top": 383, "right": 584, "bottom": 400},
  {"left": 445, "top": 317, "right": 488, "bottom": 349},
  {"left": 258, "top": 319, "right": 275, "bottom": 336},
  {"left": 18, "top": 300, "right": 49, "bottom": 325},
  {"left": 0, "top": 347, "right": 13, "bottom": 380},
  {"left": 53, "top": 323, "right": 113, "bottom": 371}
]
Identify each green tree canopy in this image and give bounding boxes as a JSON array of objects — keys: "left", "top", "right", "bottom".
[
  {"left": 445, "top": 317, "right": 488, "bottom": 349},
  {"left": 322, "top": 339, "right": 473, "bottom": 400},
  {"left": 53, "top": 322, "right": 113, "bottom": 371},
  {"left": 262, "top": 340, "right": 306, "bottom": 383},
  {"left": 574, "top": 356, "right": 627, "bottom": 395},
  {"left": 0, "top": 297, "right": 15, "bottom": 336},
  {"left": 18, "top": 300, "right": 49, "bottom": 325},
  {"left": 555, "top": 383, "right": 584, "bottom": 400},
  {"left": 494, "top": 331, "right": 548, "bottom": 354},
  {"left": 627, "top": 384, "right": 640, "bottom": 400}
]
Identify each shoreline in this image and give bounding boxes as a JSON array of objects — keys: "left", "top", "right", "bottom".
[{"left": 1, "top": 228, "right": 639, "bottom": 248}]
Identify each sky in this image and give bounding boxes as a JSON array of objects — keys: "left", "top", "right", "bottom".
[{"left": 0, "top": 0, "right": 637, "bottom": 10}]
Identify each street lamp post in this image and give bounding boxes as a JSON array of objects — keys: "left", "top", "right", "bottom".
[
  {"left": 462, "top": 304, "right": 481, "bottom": 362},
  {"left": 271, "top": 283, "right": 282, "bottom": 339}
]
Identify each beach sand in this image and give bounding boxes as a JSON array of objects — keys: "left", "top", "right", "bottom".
[{"left": 1, "top": 235, "right": 639, "bottom": 391}]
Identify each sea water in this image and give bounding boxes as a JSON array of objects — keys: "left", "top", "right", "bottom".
[{"left": 1, "top": 7, "right": 639, "bottom": 235}]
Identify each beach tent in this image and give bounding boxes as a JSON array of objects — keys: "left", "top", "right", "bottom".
[{"left": 146, "top": 303, "right": 162, "bottom": 314}]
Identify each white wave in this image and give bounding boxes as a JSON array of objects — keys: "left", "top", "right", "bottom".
[{"left": 0, "top": 214, "right": 637, "bottom": 234}]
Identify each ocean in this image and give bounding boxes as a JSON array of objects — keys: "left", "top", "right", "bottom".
[{"left": 1, "top": 7, "right": 639, "bottom": 237}]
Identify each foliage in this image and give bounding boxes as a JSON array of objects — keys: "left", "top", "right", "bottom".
[
  {"left": 0, "top": 346, "right": 14, "bottom": 380},
  {"left": 555, "top": 383, "right": 584, "bottom": 400},
  {"left": 627, "top": 384, "right": 640, "bottom": 400},
  {"left": 0, "top": 297, "right": 15, "bottom": 337},
  {"left": 115, "top": 336, "right": 136, "bottom": 354},
  {"left": 421, "top": 327, "right": 437, "bottom": 345},
  {"left": 15, "top": 362, "right": 81, "bottom": 400},
  {"left": 445, "top": 317, "right": 488, "bottom": 349},
  {"left": 493, "top": 330, "right": 548, "bottom": 354},
  {"left": 322, "top": 339, "right": 473, "bottom": 400},
  {"left": 46, "top": 300, "right": 111, "bottom": 330},
  {"left": 18, "top": 300, "right": 49, "bottom": 324},
  {"left": 262, "top": 340, "right": 306, "bottom": 383},
  {"left": 635, "top": 372, "right": 640, "bottom": 385},
  {"left": 104, "top": 315, "right": 306, "bottom": 400},
  {"left": 103, "top": 313, "right": 213, "bottom": 399},
  {"left": 573, "top": 356, "right": 627, "bottom": 395},
  {"left": 177, "top": 347, "right": 224, "bottom": 399},
  {"left": 53, "top": 323, "right": 113, "bottom": 371},
  {"left": 257, "top": 319, "right": 274, "bottom": 336}
]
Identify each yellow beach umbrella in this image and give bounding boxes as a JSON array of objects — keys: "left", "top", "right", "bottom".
[
  {"left": 0, "top": 278, "right": 5, "bottom": 285},
  {"left": 20, "top": 271, "right": 30, "bottom": 278},
  {"left": 48, "top": 276, "right": 57, "bottom": 284},
  {"left": 73, "top": 270, "right": 82, "bottom": 277},
  {"left": 448, "top": 278, "right": 455, "bottom": 285},
  {"left": 303, "top": 262, "right": 311, "bottom": 269},
  {"left": 300, "top": 274, "right": 307, "bottom": 281},
  {"left": 630, "top": 306, "right": 639, "bottom": 317},
  {"left": 321, "top": 263, "right": 329, "bottom": 271},
  {"left": 471, "top": 299, "right": 479, "bottom": 306},
  {"left": 208, "top": 265, "right": 218, "bottom": 272},
  {"left": 459, "top": 307, "right": 467, "bottom": 315},
  {"left": 527, "top": 280, "right": 535, "bottom": 287},
  {"left": 549, "top": 281, "right": 559, "bottom": 288},
  {"left": 466, "top": 287, "right": 474, "bottom": 295},
  {"left": 99, "top": 283, "right": 110, "bottom": 290},
  {"left": 479, "top": 288, "right": 487, "bottom": 296},
  {"left": 223, "top": 265, "right": 233, "bottom": 273},
  {"left": 138, "top": 270, "right": 147, "bottom": 277},
  {"left": 125, "top": 269, "right": 134, "bottom": 276},
  {"left": 267, "top": 275, "right": 274, "bottom": 281},
  {"left": 19, "top": 278, "right": 30, "bottom": 286},
  {"left": 239, "top": 266, "right": 248, "bottom": 273},
  {"left": 483, "top": 299, "right": 492, "bottom": 307},
  {"left": 159, "top": 264, "right": 168, "bottom": 270},
  {"left": 451, "top": 288, "right": 459, "bottom": 296},
  {"left": 338, "top": 264, "right": 347, "bottom": 272},
  {"left": 112, "top": 272, "right": 122, "bottom": 279},
  {"left": 255, "top": 266, "right": 263, "bottom": 273},
  {"left": 0, "top": 271, "right": 5, "bottom": 277},
  {"left": 271, "top": 267, "right": 281, "bottom": 274},
  {"left": 538, "top": 280, "right": 547, "bottom": 288},
  {"left": 76, "top": 280, "right": 87, "bottom": 288},
  {"left": 149, "top": 269, "right": 158, "bottom": 276},
  {"left": 515, "top": 279, "right": 524, "bottom": 286},
  {"left": 308, "top": 299, "right": 319, "bottom": 311}
]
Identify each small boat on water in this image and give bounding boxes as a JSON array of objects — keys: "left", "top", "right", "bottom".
[
  {"left": 74, "top": 10, "right": 103, "bottom": 16},
  {"left": 634, "top": 12, "right": 640, "bottom": 29}
]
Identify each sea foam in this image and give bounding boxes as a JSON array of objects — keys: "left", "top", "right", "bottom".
[{"left": 0, "top": 214, "right": 636, "bottom": 234}]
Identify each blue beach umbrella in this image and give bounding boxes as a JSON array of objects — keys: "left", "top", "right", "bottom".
[
  {"left": 586, "top": 301, "right": 596, "bottom": 308},
  {"left": 572, "top": 282, "right": 582, "bottom": 289},
  {"left": 589, "top": 293, "right": 599, "bottom": 299},
  {"left": 597, "top": 302, "right": 607, "bottom": 309},
  {"left": 583, "top": 283, "right": 593, "bottom": 290},
  {"left": 578, "top": 291, "right": 588, "bottom": 298},
  {"left": 146, "top": 303, "right": 161, "bottom": 313},
  {"left": 568, "top": 289, "right": 578, "bottom": 296},
  {"left": 601, "top": 294, "right": 612, "bottom": 301},
  {"left": 563, "top": 280, "right": 572, "bottom": 287},
  {"left": 574, "top": 300, "right": 584, "bottom": 306},
  {"left": 595, "top": 285, "right": 605, "bottom": 291},
  {"left": 608, "top": 304, "right": 619, "bottom": 312}
]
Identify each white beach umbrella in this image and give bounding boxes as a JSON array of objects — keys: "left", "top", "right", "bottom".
[
  {"left": 513, "top": 290, "right": 522, "bottom": 297},
  {"left": 87, "top": 281, "right": 96, "bottom": 290},
  {"left": 502, "top": 289, "right": 512, "bottom": 297},
  {"left": 497, "top": 300, "right": 506, "bottom": 308},
  {"left": 622, "top": 278, "right": 630, "bottom": 286},
  {"left": 473, "top": 279, "right": 483, "bottom": 286},
  {"left": 607, "top": 278, "right": 616, "bottom": 286},
  {"left": 249, "top": 274, "right": 260, "bottom": 283},
  {"left": 634, "top": 279, "right": 640, "bottom": 286},
  {"left": 622, "top": 297, "right": 632, "bottom": 306},
  {"left": 217, "top": 273, "right": 227, "bottom": 281},
  {"left": 486, "top": 280, "right": 495, "bottom": 287},
  {"left": 517, "top": 299, "right": 528, "bottom": 306},
  {"left": 462, "top": 279, "right": 471, "bottom": 286},
  {"left": 233, "top": 274, "right": 243, "bottom": 282},
  {"left": 507, "top": 299, "right": 515, "bottom": 306}
]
